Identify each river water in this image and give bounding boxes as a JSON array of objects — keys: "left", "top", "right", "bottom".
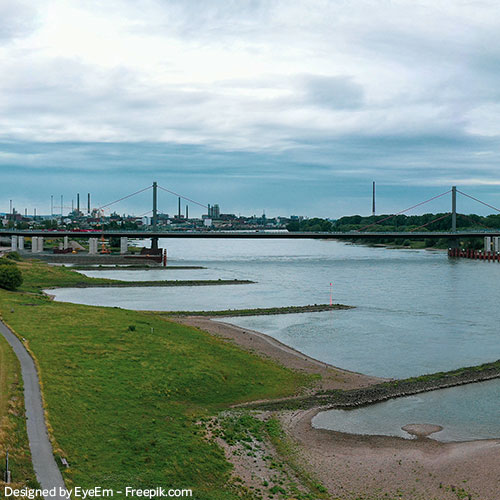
[{"left": 48, "top": 238, "right": 500, "bottom": 440}]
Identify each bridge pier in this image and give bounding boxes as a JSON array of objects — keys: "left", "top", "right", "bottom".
[
  {"left": 18, "top": 236, "right": 24, "bottom": 251},
  {"left": 10, "top": 236, "right": 18, "bottom": 252},
  {"left": 494, "top": 237, "right": 500, "bottom": 253},
  {"left": 31, "top": 237, "right": 44, "bottom": 253},
  {"left": 64, "top": 236, "right": 69, "bottom": 250},
  {"left": 88, "top": 238, "right": 98, "bottom": 255},
  {"left": 484, "top": 236, "right": 492, "bottom": 252},
  {"left": 120, "top": 237, "right": 128, "bottom": 254}
]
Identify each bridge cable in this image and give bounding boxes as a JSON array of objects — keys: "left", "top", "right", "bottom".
[
  {"left": 409, "top": 213, "right": 450, "bottom": 232},
  {"left": 158, "top": 185, "right": 208, "bottom": 209},
  {"left": 99, "top": 185, "right": 153, "bottom": 211},
  {"left": 456, "top": 190, "right": 500, "bottom": 214},
  {"left": 357, "top": 189, "right": 452, "bottom": 232}
]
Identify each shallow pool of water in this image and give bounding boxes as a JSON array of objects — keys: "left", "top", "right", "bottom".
[{"left": 312, "top": 379, "right": 500, "bottom": 442}]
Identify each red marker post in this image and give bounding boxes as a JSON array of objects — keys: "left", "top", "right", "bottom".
[{"left": 329, "top": 282, "right": 333, "bottom": 306}]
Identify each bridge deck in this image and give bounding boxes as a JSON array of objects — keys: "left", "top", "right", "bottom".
[{"left": 2, "top": 230, "right": 500, "bottom": 239}]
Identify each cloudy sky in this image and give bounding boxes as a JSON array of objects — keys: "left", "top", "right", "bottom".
[{"left": 1, "top": 0, "right": 500, "bottom": 218}]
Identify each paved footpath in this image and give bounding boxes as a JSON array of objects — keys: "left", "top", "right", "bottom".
[{"left": 0, "top": 320, "right": 66, "bottom": 499}]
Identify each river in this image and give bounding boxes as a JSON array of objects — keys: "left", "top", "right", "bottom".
[{"left": 48, "top": 238, "right": 500, "bottom": 441}]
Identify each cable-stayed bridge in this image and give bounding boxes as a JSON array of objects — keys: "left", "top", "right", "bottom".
[{"left": 2, "top": 184, "right": 500, "bottom": 255}]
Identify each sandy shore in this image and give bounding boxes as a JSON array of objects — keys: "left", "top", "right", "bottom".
[
  {"left": 283, "top": 408, "right": 500, "bottom": 500},
  {"left": 179, "top": 316, "right": 500, "bottom": 499},
  {"left": 176, "top": 316, "right": 383, "bottom": 391}
]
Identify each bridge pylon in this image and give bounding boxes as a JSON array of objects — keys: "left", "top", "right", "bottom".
[
  {"left": 152, "top": 181, "right": 159, "bottom": 251},
  {"left": 449, "top": 186, "right": 459, "bottom": 249}
]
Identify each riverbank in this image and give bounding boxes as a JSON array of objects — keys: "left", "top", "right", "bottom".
[
  {"left": 44, "top": 279, "right": 254, "bottom": 289},
  {"left": 282, "top": 408, "right": 500, "bottom": 500},
  {"left": 69, "top": 265, "right": 205, "bottom": 270},
  {"left": 176, "top": 316, "right": 382, "bottom": 392},
  {"left": 185, "top": 315, "right": 500, "bottom": 498}
]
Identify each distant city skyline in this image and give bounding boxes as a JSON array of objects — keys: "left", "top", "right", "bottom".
[{"left": 1, "top": 1, "right": 499, "bottom": 217}]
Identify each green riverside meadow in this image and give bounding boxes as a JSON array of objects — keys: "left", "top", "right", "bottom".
[{"left": 0, "top": 258, "right": 311, "bottom": 499}]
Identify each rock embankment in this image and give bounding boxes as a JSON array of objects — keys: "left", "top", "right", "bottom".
[{"left": 246, "top": 359, "right": 500, "bottom": 411}]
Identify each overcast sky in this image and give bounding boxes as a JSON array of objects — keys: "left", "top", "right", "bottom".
[{"left": 1, "top": 0, "right": 500, "bottom": 218}]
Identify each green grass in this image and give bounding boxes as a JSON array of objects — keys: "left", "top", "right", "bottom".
[
  {"left": 0, "top": 334, "right": 38, "bottom": 489},
  {"left": 16, "top": 259, "right": 115, "bottom": 292},
  {"left": 0, "top": 274, "right": 310, "bottom": 498}
]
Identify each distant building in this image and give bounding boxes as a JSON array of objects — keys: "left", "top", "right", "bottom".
[{"left": 207, "top": 204, "right": 220, "bottom": 219}]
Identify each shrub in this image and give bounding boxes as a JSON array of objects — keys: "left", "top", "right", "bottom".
[
  {"left": 0, "top": 264, "right": 23, "bottom": 290},
  {"left": 5, "top": 251, "right": 21, "bottom": 261}
]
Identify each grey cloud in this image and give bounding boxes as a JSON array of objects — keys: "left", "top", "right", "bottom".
[
  {"left": 298, "top": 74, "right": 364, "bottom": 110},
  {"left": 0, "top": 2, "right": 39, "bottom": 41}
]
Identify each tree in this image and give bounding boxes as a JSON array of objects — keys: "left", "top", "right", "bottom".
[{"left": 0, "top": 264, "right": 23, "bottom": 291}]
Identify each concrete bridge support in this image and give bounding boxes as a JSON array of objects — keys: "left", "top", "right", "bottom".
[
  {"left": 64, "top": 236, "right": 69, "bottom": 250},
  {"left": 18, "top": 236, "right": 24, "bottom": 251},
  {"left": 88, "top": 238, "right": 98, "bottom": 255},
  {"left": 38, "top": 237, "right": 44, "bottom": 253},
  {"left": 11, "top": 236, "right": 18, "bottom": 252},
  {"left": 494, "top": 237, "right": 500, "bottom": 253},
  {"left": 120, "top": 237, "right": 128, "bottom": 254},
  {"left": 484, "top": 236, "right": 492, "bottom": 252},
  {"left": 31, "top": 237, "right": 38, "bottom": 253}
]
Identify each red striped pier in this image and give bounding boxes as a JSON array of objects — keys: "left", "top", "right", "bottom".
[{"left": 448, "top": 248, "right": 500, "bottom": 261}]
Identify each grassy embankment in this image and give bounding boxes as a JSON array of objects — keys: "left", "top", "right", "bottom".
[
  {"left": 0, "top": 335, "right": 37, "bottom": 488},
  {"left": 0, "top": 259, "right": 314, "bottom": 499},
  {"left": 15, "top": 259, "right": 252, "bottom": 294}
]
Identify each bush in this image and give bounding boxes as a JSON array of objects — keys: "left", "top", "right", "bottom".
[
  {"left": 5, "top": 251, "right": 21, "bottom": 261},
  {"left": 0, "top": 264, "right": 23, "bottom": 290}
]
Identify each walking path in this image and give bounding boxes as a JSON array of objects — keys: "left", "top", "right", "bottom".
[{"left": 0, "top": 320, "right": 66, "bottom": 499}]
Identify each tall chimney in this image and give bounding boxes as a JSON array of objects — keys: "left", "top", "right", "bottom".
[
  {"left": 178, "top": 197, "right": 181, "bottom": 218},
  {"left": 372, "top": 181, "right": 376, "bottom": 216},
  {"left": 88, "top": 193, "right": 91, "bottom": 214},
  {"left": 77, "top": 193, "right": 80, "bottom": 213},
  {"left": 186, "top": 205, "right": 188, "bottom": 220}
]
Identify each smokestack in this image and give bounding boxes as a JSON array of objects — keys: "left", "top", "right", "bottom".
[
  {"left": 77, "top": 193, "right": 80, "bottom": 213},
  {"left": 178, "top": 197, "right": 181, "bottom": 218},
  {"left": 186, "top": 205, "right": 188, "bottom": 220},
  {"left": 88, "top": 193, "right": 90, "bottom": 214},
  {"left": 372, "top": 181, "right": 376, "bottom": 216}
]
